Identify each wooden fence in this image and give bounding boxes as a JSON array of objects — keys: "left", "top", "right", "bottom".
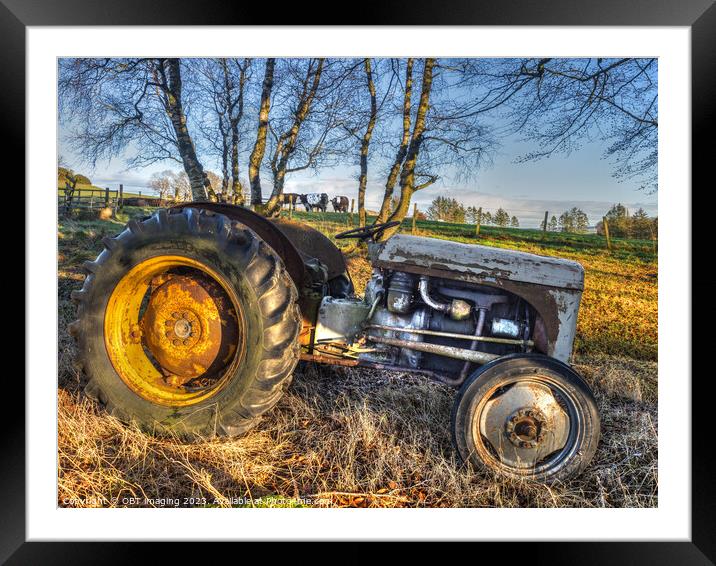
[{"left": 58, "top": 186, "right": 124, "bottom": 215}]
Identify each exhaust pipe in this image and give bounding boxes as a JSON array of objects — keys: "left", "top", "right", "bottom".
[{"left": 368, "top": 335, "right": 499, "bottom": 365}]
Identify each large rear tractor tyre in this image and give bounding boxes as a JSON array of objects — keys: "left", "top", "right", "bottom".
[
  {"left": 451, "top": 354, "right": 600, "bottom": 483},
  {"left": 69, "top": 207, "right": 302, "bottom": 439}
]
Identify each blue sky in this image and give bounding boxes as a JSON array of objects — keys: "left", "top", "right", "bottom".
[{"left": 59, "top": 58, "right": 657, "bottom": 228}]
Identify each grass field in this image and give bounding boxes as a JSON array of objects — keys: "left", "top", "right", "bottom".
[{"left": 57, "top": 206, "right": 657, "bottom": 508}]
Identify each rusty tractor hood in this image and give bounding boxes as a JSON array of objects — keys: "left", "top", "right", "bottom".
[{"left": 370, "top": 234, "right": 584, "bottom": 291}]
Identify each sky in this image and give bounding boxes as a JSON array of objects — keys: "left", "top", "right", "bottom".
[{"left": 58, "top": 59, "right": 658, "bottom": 229}]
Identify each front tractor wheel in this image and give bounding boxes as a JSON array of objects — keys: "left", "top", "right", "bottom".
[
  {"left": 70, "top": 207, "right": 301, "bottom": 439},
  {"left": 451, "top": 354, "right": 600, "bottom": 483}
]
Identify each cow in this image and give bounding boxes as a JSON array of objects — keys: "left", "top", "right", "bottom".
[
  {"left": 281, "top": 193, "right": 301, "bottom": 211},
  {"left": 330, "top": 196, "right": 350, "bottom": 213},
  {"left": 299, "top": 193, "right": 329, "bottom": 212}
]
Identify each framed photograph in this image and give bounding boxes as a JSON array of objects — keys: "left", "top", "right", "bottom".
[{"left": 9, "top": 0, "right": 713, "bottom": 560}]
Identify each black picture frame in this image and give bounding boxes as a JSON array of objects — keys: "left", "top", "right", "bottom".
[{"left": 7, "top": 0, "right": 713, "bottom": 561}]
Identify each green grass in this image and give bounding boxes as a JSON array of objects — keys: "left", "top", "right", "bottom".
[{"left": 286, "top": 210, "right": 657, "bottom": 261}]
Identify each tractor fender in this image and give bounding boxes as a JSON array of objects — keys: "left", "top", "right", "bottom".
[
  {"left": 171, "top": 203, "right": 308, "bottom": 289},
  {"left": 170, "top": 203, "right": 352, "bottom": 292}
]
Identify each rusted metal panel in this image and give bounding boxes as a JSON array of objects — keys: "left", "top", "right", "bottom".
[{"left": 371, "top": 234, "right": 585, "bottom": 291}]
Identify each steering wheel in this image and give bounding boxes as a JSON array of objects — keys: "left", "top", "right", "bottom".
[{"left": 335, "top": 221, "right": 402, "bottom": 241}]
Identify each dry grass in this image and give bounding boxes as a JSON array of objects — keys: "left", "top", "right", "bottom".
[{"left": 57, "top": 208, "right": 657, "bottom": 508}]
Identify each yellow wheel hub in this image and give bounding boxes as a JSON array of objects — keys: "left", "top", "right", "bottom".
[{"left": 104, "top": 256, "right": 244, "bottom": 406}]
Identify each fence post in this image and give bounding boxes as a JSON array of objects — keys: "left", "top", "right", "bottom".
[
  {"left": 543, "top": 211, "right": 549, "bottom": 233},
  {"left": 648, "top": 223, "right": 657, "bottom": 256},
  {"left": 105, "top": 187, "right": 110, "bottom": 208},
  {"left": 602, "top": 216, "right": 612, "bottom": 251},
  {"left": 412, "top": 203, "right": 418, "bottom": 235},
  {"left": 475, "top": 207, "right": 482, "bottom": 237},
  {"left": 119, "top": 184, "right": 124, "bottom": 210}
]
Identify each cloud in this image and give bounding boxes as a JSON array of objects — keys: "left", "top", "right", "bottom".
[{"left": 92, "top": 171, "right": 154, "bottom": 188}]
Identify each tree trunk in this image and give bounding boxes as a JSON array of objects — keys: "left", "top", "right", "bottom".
[
  {"left": 220, "top": 133, "right": 230, "bottom": 194},
  {"left": 229, "top": 59, "right": 248, "bottom": 205},
  {"left": 358, "top": 58, "right": 377, "bottom": 228},
  {"left": 161, "top": 59, "right": 215, "bottom": 202},
  {"left": 230, "top": 131, "right": 243, "bottom": 204},
  {"left": 381, "top": 58, "right": 436, "bottom": 241},
  {"left": 249, "top": 58, "right": 275, "bottom": 209},
  {"left": 264, "top": 59, "right": 324, "bottom": 217},
  {"left": 376, "top": 58, "right": 414, "bottom": 224}
]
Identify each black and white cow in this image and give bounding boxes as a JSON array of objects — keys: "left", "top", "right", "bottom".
[
  {"left": 330, "top": 196, "right": 350, "bottom": 213},
  {"left": 300, "top": 193, "right": 329, "bottom": 212},
  {"left": 281, "top": 193, "right": 301, "bottom": 211}
]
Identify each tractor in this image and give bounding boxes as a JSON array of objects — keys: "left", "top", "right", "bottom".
[{"left": 70, "top": 203, "right": 600, "bottom": 483}]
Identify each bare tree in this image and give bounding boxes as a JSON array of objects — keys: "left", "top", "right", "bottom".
[
  {"left": 263, "top": 58, "right": 325, "bottom": 215},
  {"left": 153, "top": 59, "right": 216, "bottom": 201},
  {"left": 463, "top": 58, "right": 658, "bottom": 192},
  {"left": 171, "top": 171, "right": 192, "bottom": 202},
  {"left": 191, "top": 58, "right": 251, "bottom": 204},
  {"left": 376, "top": 58, "right": 414, "bottom": 224},
  {"left": 373, "top": 59, "right": 496, "bottom": 240},
  {"left": 355, "top": 58, "right": 378, "bottom": 227},
  {"left": 248, "top": 58, "right": 276, "bottom": 208},
  {"left": 380, "top": 59, "right": 437, "bottom": 238},
  {"left": 190, "top": 59, "right": 232, "bottom": 194},
  {"left": 149, "top": 170, "right": 173, "bottom": 202},
  {"left": 227, "top": 59, "right": 251, "bottom": 204},
  {"left": 59, "top": 58, "right": 215, "bottom": 201}
]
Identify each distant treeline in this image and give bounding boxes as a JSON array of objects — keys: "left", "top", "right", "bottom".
[
  {"left": 427, "top": 196, "right": 656, "bottom": 237},
  {"left": 595, "top": 204, "right": 657, "bottom": 240},
  {"left": 427, "top": 197, "right": 519, "bottom": 227}
]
